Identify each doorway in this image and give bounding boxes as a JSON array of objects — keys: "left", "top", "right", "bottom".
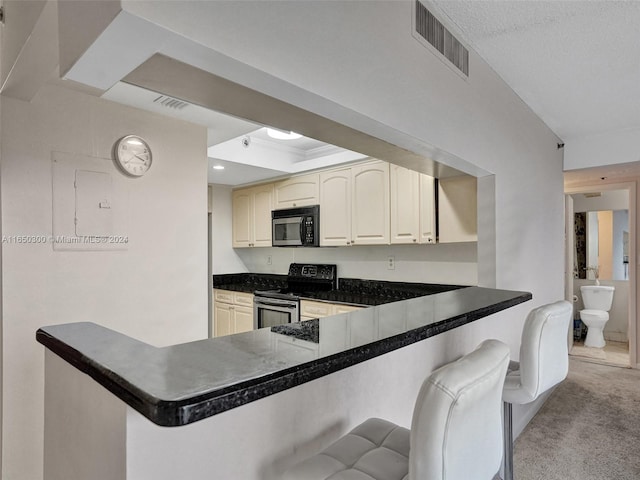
[{"left": 565, "top": 183, "right": 636, "bottom": 368}]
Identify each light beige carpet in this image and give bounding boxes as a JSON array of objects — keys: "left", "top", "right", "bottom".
[{"left": 512, "top": 358, "right": 640, "bottom": 479}]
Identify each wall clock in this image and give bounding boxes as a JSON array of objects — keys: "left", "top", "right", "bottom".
[{"left": 113, "top": 135, "right": 152, "bottom": 177}]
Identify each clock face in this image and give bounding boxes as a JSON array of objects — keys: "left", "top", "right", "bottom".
[{"left": 114, "top": 135, "right": 152, "bottom": 177}]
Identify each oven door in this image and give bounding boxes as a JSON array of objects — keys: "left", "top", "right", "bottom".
[
  {"left": 272, "top": 216, "right": 304, "bottom": 247},
  {"left": 254, "top": 296, "right": 300, "bottom": 329}
]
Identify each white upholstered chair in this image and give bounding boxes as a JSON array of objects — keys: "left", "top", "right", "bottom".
[
  {"left": 282, "top": 339, "right": 511, "bottom": 480},
  {"left": 501, "top": 300, "right": 573, "bottom": 480}
]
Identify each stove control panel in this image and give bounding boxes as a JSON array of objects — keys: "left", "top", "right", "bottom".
[
  {"left": 288, "top": 263, "right": 337, "bottom": 283},
  {"left": 301, "top": 265, "right": 317, "bottom": 277}
]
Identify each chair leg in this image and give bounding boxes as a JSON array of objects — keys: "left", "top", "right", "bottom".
[{"left": 502, "top": 402, "right": 514, "bottom": 480}]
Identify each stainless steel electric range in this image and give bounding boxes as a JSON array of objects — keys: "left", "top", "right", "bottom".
[{"left": 253, "top": 263, "right": 337, "bottom": 329}]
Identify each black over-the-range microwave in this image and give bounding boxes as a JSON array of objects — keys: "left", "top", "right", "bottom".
[{"left": 272, "top": 205, "right": 319, "bottom": 247}]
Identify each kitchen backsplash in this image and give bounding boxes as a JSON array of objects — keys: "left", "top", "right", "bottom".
[{"left": 229, "top": 243, "right": 478, "bottom": 285}]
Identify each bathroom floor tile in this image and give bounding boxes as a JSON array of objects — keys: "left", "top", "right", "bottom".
[{"left": 570, "top": 340, "right": 629, "bottom": 367}]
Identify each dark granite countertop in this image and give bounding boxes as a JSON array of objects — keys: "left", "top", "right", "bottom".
[
  {"left": 37, "top": 286, "right": 531, "bottom": 427},
  {"left": 213, "top": 273, "right": 287, "bottom": 293},
  {"left": 213, "top": 273, "right": 467, "bottom": 306}
]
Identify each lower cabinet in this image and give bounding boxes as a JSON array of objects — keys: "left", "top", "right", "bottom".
[
  {"left": 300, "top": 300, "right": 363, "bottom": 321},
  {"left": 213, "top": 289, "right": 254, "bottom": 337},
  {"left": 213, "top": 292, "right": 366, "bottom": 339},
  {"left": 300, "top": 300, "right": 333, "bottom": 321}
]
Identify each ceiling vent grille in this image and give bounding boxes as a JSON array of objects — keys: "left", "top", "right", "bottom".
[
  {"left": 414, "top": 1, "right": 469, "bottom": 77},
  {"left": 153, "top": 95, "right": 189, "bottom": 110}
]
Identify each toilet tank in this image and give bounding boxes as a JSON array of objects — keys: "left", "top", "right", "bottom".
[{"left": 580, "top": 285, "right": 615, "bottom": 311}]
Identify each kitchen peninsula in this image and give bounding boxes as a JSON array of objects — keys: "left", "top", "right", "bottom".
[{"left": 38, "top": 286, "right": 530, "bottom": 479}]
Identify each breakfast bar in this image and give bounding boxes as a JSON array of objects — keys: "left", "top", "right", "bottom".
[{"left": 38, "top": 286, "right": 531, "bottom": 480}]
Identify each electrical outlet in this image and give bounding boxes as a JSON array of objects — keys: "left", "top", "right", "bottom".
[
  {"left": 267, "top": 255, "right": 272, "bottom": 265},
  {"left": 387, "top": 256, "right": 395, "bottom": 270}
]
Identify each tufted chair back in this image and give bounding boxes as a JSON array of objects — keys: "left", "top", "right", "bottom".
[
  {"left": 409, "top": 339, "right": 510, "bottom": 480},
  {"left": 503, "top": 300, "right": 573, "bottom": 405}
]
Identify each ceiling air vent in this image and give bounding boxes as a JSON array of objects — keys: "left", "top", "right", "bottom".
[
  {"left": 153, "top": 95, "right": 189, "bottom": 110},
  {"left": 414, "top": 0, "right": 469, "bottom": 77}
]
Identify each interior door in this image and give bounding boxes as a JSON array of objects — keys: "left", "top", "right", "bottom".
[{"left": 565, "top": 194, "right": 575, "bottom": 350}]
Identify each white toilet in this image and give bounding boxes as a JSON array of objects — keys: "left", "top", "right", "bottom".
[{"left": 580, "top": 285, "right": 615, "bottom": 348}]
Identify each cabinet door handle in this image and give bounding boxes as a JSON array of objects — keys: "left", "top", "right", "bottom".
[{"left": 413, "top": 239, "right": 417, "bottom": 243}]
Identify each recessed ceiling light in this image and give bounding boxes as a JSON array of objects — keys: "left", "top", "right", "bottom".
[
  {"left": 266, "top": 128, "right": 302, "bottom": 140},
  {"left": 213, "top": 165, "right": 225, "bottom": 170}
]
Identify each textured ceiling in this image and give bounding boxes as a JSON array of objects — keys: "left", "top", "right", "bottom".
[{"left": 432, "top": 1, "right": 640, "bottom": 140}]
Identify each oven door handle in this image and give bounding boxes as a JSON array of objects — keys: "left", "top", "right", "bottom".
[{"left": 255, "top": 299, "right": 298, "bottom": 309}]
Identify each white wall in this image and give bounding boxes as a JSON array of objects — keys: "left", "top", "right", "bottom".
[
  {"left": 572, "top": 189, "right": 629, "bottom": 212},
  {"left": 210, "top": 184, "right": 248, "bottom": 274},
  {"left": 1, "top": 0, "right": 47, "bottom": 86},
  {"left": 234, "top": 243, "right": 478, "bottom": 285},
  {"left": 0, "top": 30, "right": 4, "bottom": 475},
  {"left": 564, "top": 127, "right": 640, "bottom": 171},
  {"left": 1, "top": 84, "right": 208, "bottom": 480}
]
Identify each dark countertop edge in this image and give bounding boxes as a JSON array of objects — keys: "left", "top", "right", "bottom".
[{"left": 37, "top": 290, "right": 531, "bottom": 427}]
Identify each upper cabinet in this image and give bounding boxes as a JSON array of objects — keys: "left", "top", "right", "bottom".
[
  {"left": 351, "top": 161, "right": 390, "bottom": 245},
  {"left": 273, "top": 173, "right": 319, "bottom": 209},
  {"left": 389, "top": 165, "right": 436, "bottom": 244},
  {"left": 419, "top": 174, "right": 436, "bottom": 244},
  {"left": 390, "top": 165, "right": 420, "bottom": 244},
  {"left": 319, "top": 168, "right": 352, "bottom": 246},
  {"left": 231, "top": 160, "right": 476, "bottom": 248},
  {"left": 232, "top": 183, "right": 274, "bottom": 248},
  {"left": 438, "top": 176, "right": 478, "bottom": 243},
  {"left": 320, "top": 161, "right": 391, "bottom": 246}
]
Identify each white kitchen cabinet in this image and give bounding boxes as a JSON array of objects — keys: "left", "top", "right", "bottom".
[
  {"left": 438, "top": 175, "right": 477, "bottom": 243},
  {"left": 319, "top": 168, "right": 352, "bottom": 246},
  {"left": 300, "top": 300, "right": 363, "bottom": 321},
  {"left": 232, "top": 183, "right": 274, "bottom": 248},
  {"left": 351, "top": 161, "right": 390, "bottom": 245},
  {"left": 332, "top": 304, "right": 363, "bottom": 315},
  {"left": 320, "top": 161, "right": 390, "bottom": 246},
  {"left": 273, "top": 173, "right": 319, "bottom": 209},
  {"left": 231, "top": 160, "right": 439, "bottom": 248},
  {"left": 419, "top": 174, "right": 436, "bottom": 244},
  {"left": 213, "top": 289, "right": 255, "bottom": 337},
  {"left": 300, "top": 300, "right": 333, "bottom": 319},
  {"left": 390, "top": 164, "right": 420, "bottom": 244},
  {"left": 231, "top": 189, "right": 252, "bottom": 248},
  {"left": 390, "top": 165, "right": 436, "bottom": 245},
  {"left": 253, "top": 185, "right": 274, "bottom": 246},
  {"left": 234, "top": 306, "right": 254, "bottom": 334},
  {"left": 213, "top": 302, "right": 233, "bottom": 337}
]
